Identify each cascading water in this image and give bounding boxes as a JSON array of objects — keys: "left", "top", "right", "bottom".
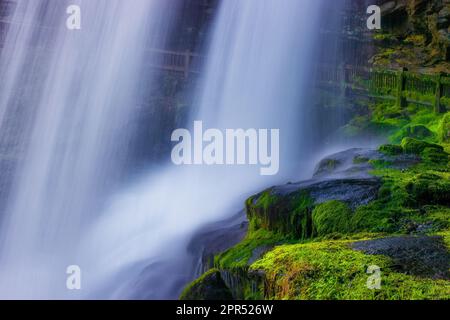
[
  {"left": 78, "top": 0, "right": 326, "bottom": 299},
  {"left": 0, "top": 0, "right": 177, "bottom": 299}
]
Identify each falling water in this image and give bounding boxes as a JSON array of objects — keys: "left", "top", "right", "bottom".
[
  {"left": 0, "top": 0, "right": 177, "bottom": 299},
  {"left": 78, "top": 0, "right": 325, "bottom": 299}
]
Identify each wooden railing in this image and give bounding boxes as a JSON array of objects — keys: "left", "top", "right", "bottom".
[
  {"left": 316, "top": 64, "right": 450, "bottom": 113},
  {"left": 1, "top": 17, "right": 449, "bottom": 111},
  {"left": 145, "top": 48, "right": 205, "bottom": 78},
  {"left": 0, "top": 22, "right": 204, "bottom": 78}
]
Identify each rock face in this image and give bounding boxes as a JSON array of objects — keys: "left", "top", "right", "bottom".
[
  {"left": 187, "top": 211, "right": 248, "bottom": 275},
  {"left": 373, "top": 0, "right": 450, "bottom": 72}
]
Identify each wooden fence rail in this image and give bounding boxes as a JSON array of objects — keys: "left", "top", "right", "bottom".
[
  {"left": 1, "top": 17, "right": 449, "bottom": 112},
  {"left": 316, "top": 64, "right": 449, "bottom": 113}
]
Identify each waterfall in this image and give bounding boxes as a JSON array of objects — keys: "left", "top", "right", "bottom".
[
  {"left": 0, "top": 0, "right": 177, "bottom": 299},
  {"left": 77, "top": 0, "right": 325, "bottom": 299}
]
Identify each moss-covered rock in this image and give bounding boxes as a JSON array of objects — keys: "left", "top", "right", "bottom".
[
  {"left": 246, "top": 189, "right": 314, "bottom": 239},
  {"left": 214, "top": 229, "right": 286, "bottom": 269},
  {"left": 421, "top": 147, "right": 449, "bottom": 166},
  {"left": 393, "top": 124, "right": 436, "bottom": 141},
  {"left": 401, "top": 137, "right": 444, "bottom": 154},
  {"left": 312, "top": 201, "right": 352, "bottom": 237},
  {"left": 180, "top": 269, "right": 232, "bottom": 300},
  {"left": 405, "top": 173, "right": 450, "bottom": 206},
  {"left": 438, "top": 112, "right": 450, "bottom": 142},
  {"left": 249, "top": 238, "right": 450, "bottom": 300},
  {"left": 379, "top": 144, "right": 404, "bottom": 156}
]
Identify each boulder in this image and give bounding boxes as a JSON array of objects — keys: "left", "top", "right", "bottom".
[
  {"left": 180, "top": 269, "right": 233, "bottom": 300},
  {"left": 401, "top": 137, "right": 444, "bottom": 154}
]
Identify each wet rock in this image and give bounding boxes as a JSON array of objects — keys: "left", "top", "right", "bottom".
[
  {"left": 352, "top": 235, "right": 450, "bottom": 279},
  {"left": 313, "top": 148, "right": 378, "bottom": 178},
  {"left": 187, "top": 211, "right": 248, "bottom": 274}
]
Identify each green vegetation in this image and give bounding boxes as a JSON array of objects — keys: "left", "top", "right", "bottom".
[
  {"left": 401, "top": 137, "right": 443, "bottom": 154},
  {"left": 250, "top": 240, "right": 450, "bottom": 300},
  {"left": 180, "top": 268, "right": 233, "bottom": 300},
  {"left": 214, "top": 229, "right": 287, "bottom": 270},
  {"left": 312, "top": 201, "right": 352, "bottom": 237},
  {"left": 246, "top": 189, "right": 314, "bottom": 239},
  {"left": 439, "top": 113, "right": 450, "bottom": 142},
  {"left": 343, "top": 102, "right": 448, "bottom": 145},
  {"left": 379, "top": 144, "right": 403, "bottom": 156}
]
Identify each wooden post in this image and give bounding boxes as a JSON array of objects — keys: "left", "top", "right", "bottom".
[
  {"left": 434, "top": 72, "right": 443, "bottom": 113},
  {"left": 184, "top": 50, "right": 190, "bottom": 79},
  {"left": 396, "top": 67, "right": 407, "bottom": 109}
]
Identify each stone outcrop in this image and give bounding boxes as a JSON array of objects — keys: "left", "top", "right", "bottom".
[{"left": 372, "top": 0, "right": 450, "bottom": 72}]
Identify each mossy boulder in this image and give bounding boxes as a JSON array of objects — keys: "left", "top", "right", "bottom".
[
  {"left": 438, "top": 112, "right": 450, "bottom": 142},
  {"left": 312, "top": 201, "right": 352, "bottom": 237},
  {"left": 246, "top": 189, "right": 314, "bottom": 239},
  {"left": 400, "top": 137, "right": 444, "bottom": 154},
  {"left": 405, "top": 173, "right": 450, "bottom": 206},
  {"left": 379, "top": 144, "right": 403, "bottom": 156},
  {"left": 393, "top": 124, "right": 436, "bottom": 142},
  {"left": 180, "top": 269, "right": 232, "bottom": 300},
  {"left": 421, "top": 147, "right": 449, "bottom": 165}
]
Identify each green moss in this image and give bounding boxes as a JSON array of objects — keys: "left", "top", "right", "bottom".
[
  {"left": 391, "top": 124, "right": 436, "bottom": 143},
  {"left": 312, "top": 201, "right": 352, "bottom": 237},
  {"left": 405, "top": 173, "right": 450, "bottom": 206},
  {"left": 250, "top": 240, "right": 450, "bottom": 300},
  {"left": 289, "top": 192, "right": 315, "bottom": 239},
  {"left": 401, "top": 137, "right": 444, "bottom": 154},
  {"left": 214, "top": 229, "right": 287, "bottom": 270},
  {"left": 246, "top": 189, "right": 314, "bottom": 239},
  {"left": 180, "top": 269, "right": 233, "bottom": 300},
  {"left": 399, "top": 206, "right": 450, "bottom": 234},
  {"left": 404, "top": 34, "right": 426, "bottom": 46},
  {"left": 369, "top": 159, "right": 393, "bottom": 169},
  {"left": 379, "top": 144, "right": 403, "bottom": 156},
  {"left": 421, "top": 147, "right": 449, "bottom": 166},
  {"left": 353, "top": 155, "right": 370, "bottom": 163},
  {"left": 438, "top": 112, "right": 450, "bottom": 143},
  {"left": 345, "top": 101, "right": 445, "bottom": 144}
]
